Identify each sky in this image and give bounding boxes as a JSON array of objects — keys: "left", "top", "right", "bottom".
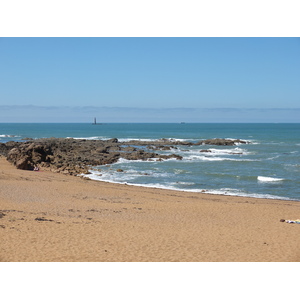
[{"left": 0, "top": 37, "right": 300, "bottom": 122}]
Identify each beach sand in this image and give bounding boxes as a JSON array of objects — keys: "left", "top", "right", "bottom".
[{"left": 1, "top": 156, "right": 300, "bottom": 262}]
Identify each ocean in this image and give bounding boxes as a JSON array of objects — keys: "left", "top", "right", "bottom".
[{"left": 1, "top": 123, "right": 300, "bottom": 201}]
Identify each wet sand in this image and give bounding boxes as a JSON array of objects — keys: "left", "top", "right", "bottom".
[{"left": 1, "top": 156, "right": 300, "bottom": 262}]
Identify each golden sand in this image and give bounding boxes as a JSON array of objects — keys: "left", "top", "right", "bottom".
[{"left": 1, "top": 156, "right": 300, "bottom": 262}]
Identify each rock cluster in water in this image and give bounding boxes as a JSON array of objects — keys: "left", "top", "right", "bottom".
[{"left": 0, "top": 137, "right": 248, "bottom": 175}]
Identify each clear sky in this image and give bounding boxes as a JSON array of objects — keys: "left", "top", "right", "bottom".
[{"left": 0, "top": 37, "right": 299, "bottom": 122}]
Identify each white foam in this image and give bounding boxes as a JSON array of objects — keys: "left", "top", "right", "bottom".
[
  {"left": 203, "top": 188, "right": 292, "bottom": 200},
  {"left": 206, "top": 147, "right": 252, "bottom": 156},
  {"left": 257, "top": 176, "right": 284, "bottom": 182},
  {"left": 86, "top": 170, "right": 140, "bottom": 182},
  {"left": 193, "top": 156, "right": 228, "bottom": 161},
  {"left": 87, "top": 167, "right": 171, "bottom": 183},
  {"left": 173, "top": 147, "right": 253, "bottom": 158},
  {"left": 0, "top": 134, "right": 20, "bottom": 137},
  {"left": 160, "top": 138, "right": 191, "bottom": 142},
  {"left": 266, "top": 155, "right": 280, "bottom": 160},
  {"left": 174, "top": 181, "right": 195, "bottom": 186},
  {"left": 67, "top": 136, "right": 106, "bottom": 140},
  {"left": 174, "top": 169, "right": 190, "bottom": 174},
  {"left": 113, "top": 157, "right": 162, "bottom": 165},
  {"left": 118, "top": 137, "right": 193, "bottom": 143},
  {"left": 87, "top": 178, "right": 199, "bottom": 193},
  {"left": 118, "top": 138, "right": 157, "bottom": 142},
  {"left": 184, "top": 155, "right": 258, "bottom": 162},
  {"left": 82, "top": 172, "right": 175, "bottom": 190}
]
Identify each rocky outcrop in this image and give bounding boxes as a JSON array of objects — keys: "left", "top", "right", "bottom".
[
  {"left": 5, "top": 138, "right": 183, "bottom": 175},
  {"left": 2, "top": 137, "right": 248, "bottom": 176}
]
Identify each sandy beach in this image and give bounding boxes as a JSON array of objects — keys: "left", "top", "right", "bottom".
[{"left": 1, "top": 155, "right": 300, "bottom": 262}]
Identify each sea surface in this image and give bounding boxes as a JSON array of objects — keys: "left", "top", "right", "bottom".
[{"left": 1, "top": 123, "right": 300, "bottom": 201}]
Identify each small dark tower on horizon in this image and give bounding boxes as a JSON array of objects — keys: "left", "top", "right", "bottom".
[{"left": 92, "top": 117, "right": 102, "bottom": 125}]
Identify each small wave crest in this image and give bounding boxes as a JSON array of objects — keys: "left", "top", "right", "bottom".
[
  {"left": 118, "top": 138, "right": 158, "bottom": 142},
  {"left": 113, "top": 157, "right": 164, "bottom": 165},
  {"left": 67, "top": 136, "right": 106, "bottom": 140},
  {"left": 266, "top": 155, "right": 280, "bottom": 161},
  {"left": 202, "top": 188, "right": 292, "bottom": 200},
  {"left": 0, "top": 134, "right": 20, "bottom": 138},
  {"left": 205, "top": 147, "right": 252, "bottom": 156},
  {"left": 257, "top": 176, "right": 284, "bottom": 182},
  {"left": 184, "top": 155, "right": 258, "bottom": 162},
  {"left": 174, "top": 169, "right": 190, "bottom": 174},
  {"left": 171, "top": 147, "right": 253, "bottom": 157}
]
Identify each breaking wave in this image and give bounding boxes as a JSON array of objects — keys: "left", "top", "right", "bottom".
[
  {"left": 257, "top": 176, "right": 284, "bottom": 182},
  {"left": 183, "top": 156, "right": 258, "bottom": 162},
  {"left": 0, "top": 134, "right": 20, "bottom": 138}
]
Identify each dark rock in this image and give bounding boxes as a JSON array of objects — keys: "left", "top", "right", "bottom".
[
  {"left": 35, "top": 217, "right": 54, "bottom": 222},
  {"left": 122, "top": 146, "right": 136, "bottom": 152},
  {"left": 95, "top": 147, "right": 109, "bottom": 154},
  {"left": 163, "top": 154, "right": 182, "bottom": 160},
  {"left": 196, "top": 138, "right": 248, "bottom": 146},
  {"left": 0, "top": 142, "right": 21, "bottom": 156},
  {"left": 16, "top": 156, "right": 34, "bottom": 170},
  {"left": 21, "top": 137, "right": 34, "bottom": 141},
  {"left": 148, "top": 145, "right": 176, "bottom": 150},
  {"left": 107, "top": 138, "right": 118, "bottom": 143}
]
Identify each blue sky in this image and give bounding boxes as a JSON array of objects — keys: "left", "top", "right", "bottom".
[{"left": 0, "top": 37, "right": 299, "bottom": 122}]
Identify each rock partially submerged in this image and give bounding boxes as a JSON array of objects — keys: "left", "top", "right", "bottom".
[
  {"left": 1, "top": 137, "right": 249, "bottom": 176},
  {"left": 4, "top": 138, "right": 182, "bottom": 175},
  {"left": 196, "top": 139, "right": 247, "bottom": 146}
]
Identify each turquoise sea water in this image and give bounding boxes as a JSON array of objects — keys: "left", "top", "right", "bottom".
[{"left": 1, "top": 123, "right": 300, "bottom": 201}]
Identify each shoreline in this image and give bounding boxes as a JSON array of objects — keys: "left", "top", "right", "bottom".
[
  {"left": 82, "top": 172, "right": 298, "bottom": 202},
  {"left": 1, "top": 156, "right": 300, "bottom": 262}
]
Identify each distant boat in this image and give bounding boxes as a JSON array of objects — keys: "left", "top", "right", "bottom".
[
  {"left": 92, "top": 118, "right": 102, "bottom": 125},
  {"left": 180, "top": 122, "right": 186, "bottom": 124}
]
